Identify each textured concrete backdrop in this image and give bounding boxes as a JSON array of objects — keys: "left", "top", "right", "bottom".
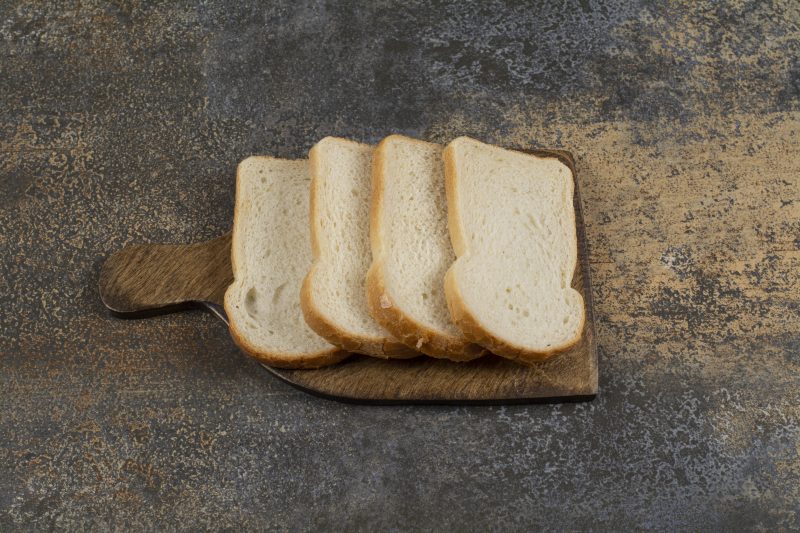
[{"left": 1, "top": 1, "right": 799, "bottom": 530}]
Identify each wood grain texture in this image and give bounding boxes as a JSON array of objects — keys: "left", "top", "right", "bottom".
[
  {"left": 99, "top": 233, "right": 233, "bottom": 315},
  {"left": 98, "top": 149, "right": 597, "bottom": 403}
]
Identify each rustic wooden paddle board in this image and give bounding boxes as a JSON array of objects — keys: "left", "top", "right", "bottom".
[{"left": 99, "top": 149, "right": 598, "bottom": 404}]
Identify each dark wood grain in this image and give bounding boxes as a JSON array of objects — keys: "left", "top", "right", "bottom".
[{"left": 98, "top": 149, "right": 597, "bottom": 403}]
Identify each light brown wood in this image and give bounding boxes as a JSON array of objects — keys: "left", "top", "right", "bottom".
[
  {"left": 99, "top": 233, "right": 233, "bottom": 315},
  {"left": 98, "top": 149, "right": 597, "bottom": 403}
]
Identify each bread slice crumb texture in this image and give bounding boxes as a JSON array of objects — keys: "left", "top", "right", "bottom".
[
  {"left": 224, "top": 156, "right": 347, "bottom": 369},
  {"left": 366, "top": 135, "right": 484, "bottom": 361},
  {"left": 443, "top": 137, "right": 585, "bottom": 362},
  {"left": 302, "top": 137, "right": 417, "bottom": 358}
]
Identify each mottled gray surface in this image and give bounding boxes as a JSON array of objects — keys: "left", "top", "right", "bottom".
[{"left": 1, "top": 1, "right": 799, "bottom": 531}]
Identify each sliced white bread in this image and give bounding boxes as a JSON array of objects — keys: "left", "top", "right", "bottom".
[
  {"left": 224, "top": 156, "right": 349, "bottom": 369},
  {"left": 301, "top": 137, "right": 417, "bottom": 358},
  {"left": 443, "top": 137, "right": 585, "bottom": 363},
  {"left": 366, "top": 135, "right": 485, "bottom": 361}
]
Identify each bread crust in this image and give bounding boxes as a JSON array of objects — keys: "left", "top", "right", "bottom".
[
  {"left": 300, "top": 138, "right": 418, "bottom": 359},
  {"left": 442, "top": 138, "right": 586, "bottom": 363},
  {"left": 365, "top": 135, "right": 484, "bottom": 361},
  {"left": 224, "top": 156, "right": 350, "bottom": 368},
  {"left": 227, "top": 315, "right": 350, "bottom": 368}
]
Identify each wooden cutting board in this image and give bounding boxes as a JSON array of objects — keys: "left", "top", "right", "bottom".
[{"left": 99, "top": 149, "right": 598, "bottom": 404}]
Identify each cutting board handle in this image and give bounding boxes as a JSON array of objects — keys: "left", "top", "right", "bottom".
[{"left": 98, "top": 232, "right": 233, "bottom": 317}]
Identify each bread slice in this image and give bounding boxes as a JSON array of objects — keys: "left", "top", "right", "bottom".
[
  {"left": 301, "top": 137, "right": 417, "bottom": 358},
  {"left": 224, "top": 156, "right": 349, "bottom": 369},
  {"left": 366, "top": 135, "right": 484, "bottom": 361},
  {"left": 443, "top": 137, "right": 585, "bottom": 363}
]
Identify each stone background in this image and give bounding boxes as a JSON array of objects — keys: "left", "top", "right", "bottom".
[{"left": 1, "top": 1, "right": 798, "bottom": 530}]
